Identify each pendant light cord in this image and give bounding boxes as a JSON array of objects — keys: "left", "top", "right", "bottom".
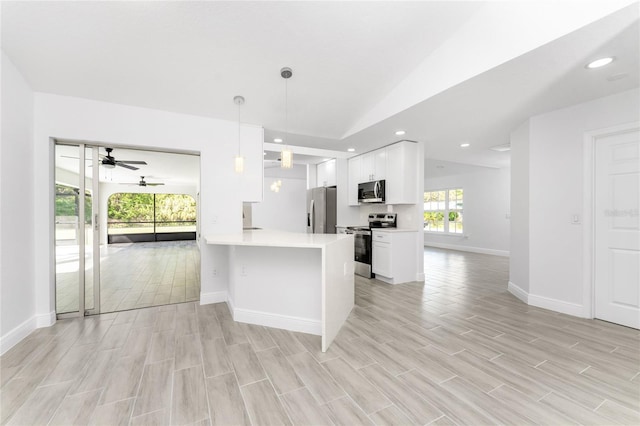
[
  {"left": 285, "top": 77, "right": 288, "bottom": 144},
  {"left": 238, "top": 101, "right": 241, "bottom": 155}
]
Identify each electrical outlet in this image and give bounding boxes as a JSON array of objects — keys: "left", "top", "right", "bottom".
[
  {"left": 240, "top": 264, "right": 247, "bottom": 277},
  {"left": 212, "top": 268, "right": 218, "bottom": 277}
]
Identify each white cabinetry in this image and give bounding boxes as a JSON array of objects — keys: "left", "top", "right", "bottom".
[
  {"left": 372, "top": 238, "right": 392, "bottom": 277},
  {"left": 360, "top": 149, "right": 387, "bottom": 182},
  {"left": 385, "top": 141, "right": 417, "bottom": 204},
  {"left": 347, "top": 141, "right": 416, "bottom": 205},
  {"left": 316, "top": 159, "right": 336, "bottom": 187},
  {"left": 348, "top": 156, "right": 362, "bottom": 206},
  {"left": 240, "top": 125, "right": 264, "bottom": 202},
  {"left": 372, "top": 230, "right": 417, "bottom": 284}
]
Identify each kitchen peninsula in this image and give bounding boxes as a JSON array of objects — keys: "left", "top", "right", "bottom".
[{"left": 205, "top": 230, "right": 354, "bottom": 351}]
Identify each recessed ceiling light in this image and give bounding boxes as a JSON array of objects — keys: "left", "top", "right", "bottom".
[
  {"left": 395, "top": 130, "right": 406, "bottom": 136},
  {"left": 263, "top": 152, "right": 267, "bottom": 156},
  {"left": 490, "top": 143, "right": 511, "bottom": 152},
  {"left": 460, "top": 143, "right": 470, "bottom": 148},
  {"left": 586, "top": 57, "right": 614, "bottom": 69},
  {"left": 347, "top": 148, "right": 355, "bottom": 152},
  {"left": 273, "top": 138, "right": 283, "bottom": 143},
  {"left": 607, "top": 72, "right": 628, "bottom": 82}
]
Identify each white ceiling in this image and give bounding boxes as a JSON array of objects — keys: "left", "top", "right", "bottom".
[
  {"left": 3, "top": 1, "right": 639, "bottom": 170},
  {"left": 55, "top": 144, "right": 200, "bottom": 186},
  {"left": 1, "top": 1, "right": 480, "bottom": 140}
]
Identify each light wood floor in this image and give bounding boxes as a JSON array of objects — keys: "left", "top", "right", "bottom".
[
  {"left": 56, "top": 241, "right": 200, "bottom": 314},
  {"left": 2, "top": 248, "right": 639, "bottom": 425}
]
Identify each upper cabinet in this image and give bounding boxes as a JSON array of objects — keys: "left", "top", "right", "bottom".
[
  {"left": 316, "top": 158, "right": 336, "bottom": 187},
  {"left": 347, "top": 141, "right": 417, "bottom": 206},
  {"left": 385, "top": 141, "right": 417, "bottom": 204},
  {"left": 348, "top": 156, "right": 362, "bottom": 205},
  {"left": 360, "top": 149, "right": 387, "bottom": 182}
]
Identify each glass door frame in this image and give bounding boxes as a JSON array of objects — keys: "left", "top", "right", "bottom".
[{"left": 55, "top": 142, "right": 101, "bottom": 319}]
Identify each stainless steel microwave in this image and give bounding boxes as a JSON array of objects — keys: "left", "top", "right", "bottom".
[{"left": 358, "top": 180, "right": 385, "bottom": 203}]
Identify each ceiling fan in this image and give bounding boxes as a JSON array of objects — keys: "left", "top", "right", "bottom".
[
  {"left": 123, "top": 176, "right": 165, "bottom": 187},
  {"left": 100, "top": 148, "right": 147, "bottom": 170},
  {"left": 60, "top": 147, "right": 148, "bottom": 170}
]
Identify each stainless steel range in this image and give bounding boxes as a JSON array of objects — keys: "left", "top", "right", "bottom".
[{"left": 346, "top": 213, "right": 397, "bottom": 278}]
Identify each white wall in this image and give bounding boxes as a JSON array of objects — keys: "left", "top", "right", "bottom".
[
  {"left": 253, "top": 171, "right": 307, "bottom": 233},
  {"left": 424, "top": 165, "right": 510, "bottom": 257},
  {"left": 510, "top": 88, "right": 640, "bottom": 317},
  {"left": 0, "top": 52, "right": 36, "bottom": 353},
  {"left": 509, "top": 120, "right": 530, "bottom": 295},
  {"left": 32, "top": 93, "right": 263, "bottom": 320}
]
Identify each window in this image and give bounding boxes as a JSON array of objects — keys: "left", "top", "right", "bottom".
[
  {"left": 424, "top": 188, "right": 463, "bottom": 234},
  {"left": 107, "top": 193, "right": 196, "bottom": 242}
]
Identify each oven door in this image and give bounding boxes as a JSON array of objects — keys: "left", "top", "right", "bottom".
[
  {"left": 348, "top": 230, "right": 372, "bottom": 278},
  {"left": 354, "top": 232, "right": 371, "bottom": 264}
]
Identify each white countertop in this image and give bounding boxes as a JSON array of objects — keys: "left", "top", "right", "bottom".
[
  {"left": 371, "top": 228, "right": 418, "bottom": 233},
  {"left": 204, "top": 229, "right": 353, "bottom": 249}
]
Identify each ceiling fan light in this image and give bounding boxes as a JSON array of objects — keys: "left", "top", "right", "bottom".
[
  {"left": 234, "top": 155, "right": 244, "bottom": 173},
  {"left": 280, "top": 148, "right": 293, "bottom": 169},
  {"left": 102, "top": 162, "right": 116, "bottom": 169}
]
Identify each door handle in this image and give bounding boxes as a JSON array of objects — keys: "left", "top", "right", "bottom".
[{"left": 94, "top": 214, "right": 99, "bottom": 231}]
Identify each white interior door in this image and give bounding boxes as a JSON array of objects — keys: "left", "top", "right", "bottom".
[{"left": 594, "top": 129, "right": 640, "bottom": 329}]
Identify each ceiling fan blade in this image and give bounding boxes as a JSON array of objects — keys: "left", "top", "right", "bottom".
[
  {"left": 116, "top": 163, "right": 139, "bottom": 170},
  {"left": 146, "top": 183, "right": 165, "bottom": 186},
  {"left": 116, "top": 160, "right": 147, "bottom": 165}
]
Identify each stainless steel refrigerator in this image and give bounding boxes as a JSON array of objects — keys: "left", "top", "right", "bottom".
[{"left": 306, "top": 187, "right": 337, "bottom": 234}]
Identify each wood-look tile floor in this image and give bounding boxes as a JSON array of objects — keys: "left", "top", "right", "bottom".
[
  {"left": 4, "top": 247, "right": 639, "bottom": 425},
  {"left": 56, "top": 241, "right": 200, "bottom": 314}
]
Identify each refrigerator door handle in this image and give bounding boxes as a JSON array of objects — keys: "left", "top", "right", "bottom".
[{"left": 309, "top": 199, "right": 315, "bottom": 233}]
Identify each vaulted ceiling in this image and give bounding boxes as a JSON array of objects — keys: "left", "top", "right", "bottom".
[{"left": 3, "top": 1, "right": 638, "bottom": 168}]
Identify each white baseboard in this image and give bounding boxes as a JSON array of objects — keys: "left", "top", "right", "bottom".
[
  {"left": 36, "top": 311, "right": 56, "bottom": 328},
  {"left": 0, "top": 316, "right": 36, "bottom": 355},
  {"left": 424, "top": 242, "right": 509, "bottom": 257},
  {"left": 507, "top": 282, "right": 585, "bottom": 318},
  {"left": 528, "top": 293, "right": 585, "bottom": 318},
  {"left": 233, "top": 307, "right": 321, "bottom": 336},
  {"left": 508, "top": 281, "right": 529, "bottom": 304},
  {"left": 200, "top": 291, "right": 227, "bottom": 305}
]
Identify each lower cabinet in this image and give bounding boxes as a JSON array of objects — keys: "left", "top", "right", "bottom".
[
  {"left": 372, "top": 240, "right": 392, "bottom": 277},
  {"left": 371, "top": 230, "right": 417, "bottom": 284}
]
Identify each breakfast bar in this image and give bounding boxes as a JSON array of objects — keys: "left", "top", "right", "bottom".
[{"left": 205, "top": 230, "right": 354, "bottom": 351}]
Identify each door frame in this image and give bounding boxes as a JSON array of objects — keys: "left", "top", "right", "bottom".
[
  {"left": 54, "top": 142, "right": 101, "bottom": 319},
  {"left": 582, "top": 121, "right": 640, "bottom": 320}
]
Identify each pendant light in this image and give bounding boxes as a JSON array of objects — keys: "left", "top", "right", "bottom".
[
  {"left": 233, "top": 95, "right": 245, "bottom": 173},
  {"left": 280, "top": 67, "right": 293, "bottom": 169}
]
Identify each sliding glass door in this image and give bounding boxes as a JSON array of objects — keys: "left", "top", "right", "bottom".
[{"left": 55, "top": 143, "right": 101, "bottom": 318}]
